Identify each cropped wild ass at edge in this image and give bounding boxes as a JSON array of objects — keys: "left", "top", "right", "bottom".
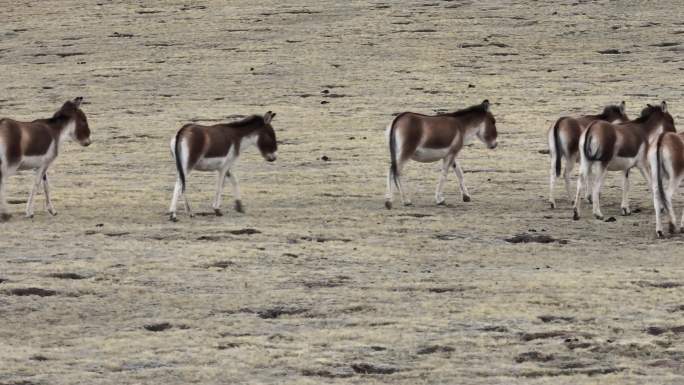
[
  {"left": 548, "top": 102, "right": 629, "bottom": 208},
  {"left": 573, "top": 102, "right": 676, "bottom": 221},
  {"left": 385, "top": 100, "right": 498, "bottom": 209},
  {"left": 168, "top": 112, "right": 278, "bottom": 221},
  {"left": 0, "top": 97, "right": 91, "bottom": 221},
  {"left": 650, "top": 131, "right": 684, "bottom": 238}
]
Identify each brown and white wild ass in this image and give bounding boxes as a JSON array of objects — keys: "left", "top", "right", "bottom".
[
  {"left": 385, "top": 100, "right": 498, "bottom": 209},
  {"left": 650, "top": 131, "right": 684, "bottom": 238},
  {"left": 0, "top": 97, "right": 91, "bottom": 221},
  {"left": 168, "top": 112, "right": 278, "bottom": 221},
  {"left": 573, "top": 102, "right": 676, "bottom": 220},
  {"left": 548, "top": 102, "right": 629, "bottom": 208}
]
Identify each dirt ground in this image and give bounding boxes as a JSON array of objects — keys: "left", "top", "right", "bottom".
[{"left": 1, "top": 1, "right": 684, "bottom": 384}]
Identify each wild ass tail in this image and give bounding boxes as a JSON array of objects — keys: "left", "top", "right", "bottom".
[
  {"left": 656, "top": 132, "right": 669, "bottom": 213},
  {"left": 583, "top": 121, "right": 599, "bottom": 161},
  {"left": 552, "top": 118, "right": 563, "bottom": 177},
  {"left": 388, "top": 113, "right": 405, "bottom": 188},
  {"left": 174, "top": 129, "right": 186, "bottom": 193}
]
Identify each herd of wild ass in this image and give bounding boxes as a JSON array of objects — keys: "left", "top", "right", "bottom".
[{"left": 0, "top": 97, "right": 681, "bottom": 238}]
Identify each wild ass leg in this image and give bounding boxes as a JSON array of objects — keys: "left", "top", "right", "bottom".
[
  {"left": 385, "top": 166, "right": 394, "bottom": 209},
  {"left": 564, "top": 154, "right": 577, "bottom": 204},
  {"left": 226, "top": 170, "right": 244, "bottom": 213},
  {"left": 26, "top": 167, "right": 47, "bottom": 218},
  {"left": 591, "top": 164, "right": 608, "bottom": 220},
  {"left": 652, "top": 173, "right": 665, "bottom": 238},
  {"left": 549, "top": 147, "right": 558, "bottom": 209},
  {"left": 169, "top": 178, "right": 182, "bottom": 221},
  {"left": 212, "top": 170, "right": 227, "bottom": 216},
  {"left": 452, "top": 159, "right": 471, "bottom": 202},
  {"left": 394, "top": 159, "right": 411, "bottom": 206},
  {"left": 584, "top": 165, "right": 593, "bottom": 203},
  {"left": 0, "top": 171, "right": 9, "bottom": 221},
  {"left": 435, "top": 156, "right": 453, "bottom": 205},
  {"left": 665, "top": 180, "right": 679, "bottom": 234},
  {"left": 573, "top": 158, "right": 591, "bottom": 220},
  {"left": 620, "top": 170, "right": 631, "bottom": 216},
  {"left": 42, "top": 172, "right": 57, "bottom": 216}
]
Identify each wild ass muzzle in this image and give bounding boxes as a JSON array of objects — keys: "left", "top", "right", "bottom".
[
  {"left": 573, "top": 102, "right": 676, "bottom": 220},
  {"left": 384, "top": 100, "right": 498, "bottom": 209},
  {"left": 0, "top": 97, "right": 91, "bottom": 221},
  {"left": 548, "top": 102, "right": 628, "bottom": 208},
  {"left": 649, "top": 131, "right": 684, "bottom": 238},
  {"left": 168, "top": 111, "right": 278, "bottom": 221}
]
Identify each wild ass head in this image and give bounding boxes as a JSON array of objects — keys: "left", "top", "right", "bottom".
[
  {"left": 257, "top": 111, "right": 277, "bottom": 162},
  {"left": 476, "top": 100, "right": 498, "bottom": 149},
  {"left": 55, "top": 97, "right": 91, "bottom": 146},
  {"left": 640, "top": 101, "right": 676, "bottom": 135},
  {"left": 601, "top": 101, "right": 629, "bottom": 123}
]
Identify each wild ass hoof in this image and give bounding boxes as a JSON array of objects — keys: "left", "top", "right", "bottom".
[
  {"left": 657, "top": 230, "right": 665, "bottom": 239},
  {"left": 214, "top": 209, "right": 223, "bottom": 217},
  {"left": 0, "top": 213, "right": 12, "bottom": 222},
  {"left": 436, "top": 200, "right": 446, "bottom": 206},
  {"left": 463, "top": 195, "right": 471, "bottom": 202},
  {"left": 550, "top": 202, "right": 556, "bottom": 209},
  {"left": 25, "top": 213, "right": 34, "bottom": 219},
  {"left": 403, "top": 202, "right": 413, "bottom": 207},
  {"left": 169, "top": 213, "right": 178, "bottom": 222},
  {"left": 669, "top": 223, "right": 679, "bottom": 234},
  {"left": 48, "top": 209, "right": 58, "bottom": 216},
  {"left": 572, "top": 209, "right": 580, "bottom": 221},
  {"left": 235, "top": 200, "right": 244, "bottom": 213},
  {"left": 384, "top": 200, "right": 392, "bottom": 210},
  {"left": 594, "top": 214, "right": 604, "bottom": 220},
  {"left": 621, "top": 207, "right": 631, "bottom": 216}
]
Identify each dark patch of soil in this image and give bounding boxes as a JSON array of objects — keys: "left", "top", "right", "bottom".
[
  {"left": 144, "top": 322, "right": 172, "bottom": 332},
  {"left": 417, "top": 345, "right": 455, "bottom": 355},
  {"left": 7, "top": 288, "right": 56, "bottom": 297},
  {"left": 302, "top": 369, "right": 353, "bottom": 378},
  {"left": 515, "top": 351, "right": 555, "bottom": 363},
  {"left": 300, "top": 236, "right": 351, "bottom": 243},
  {"left": 303, "top": 275, "right": 350, "bottom": 289},
  {"left": 633, "top": 280, "right": 683, "bottom": 289},
  {"left": 351, "top": 363, "right": 398, "bottom": 375},
  {"left": 506, "top": 234, "right": 567, "bottom": 244},
  {"left": 257, "top": 306, "right": 308, "bottom": 319},
  {"left": 204, "top": 261, "right": 234, "bottom": 269},
  {"left": 229, "top": 228, "right": 261, "bottom": 235},
  {"left": 539, "top": 315, "right": 576, "bottom": 323},
  {"left": 49, "top": 273, "right": 86, "bottom": 280}
]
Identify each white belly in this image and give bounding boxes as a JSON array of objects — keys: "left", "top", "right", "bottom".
[
  {"left": 607, "top": 156, "right": 636, "bottom": 171},
  {"left": 18, "top": 155, "right": 52, "bottom": 170},
  {"left": 195, "top": 156, "right": 229, "bottom": 171},
  {"left": 412, "top": 146, "right": 449, "bottom": 163}
]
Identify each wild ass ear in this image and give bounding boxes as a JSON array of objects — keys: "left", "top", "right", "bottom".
[
  {"left": 619, "top": 101, "right": 626, "bottom": 113},
  {"left": 263, "top": 111, "right": 276, "bottom": 124},
  {"left": 661, "top": 101, "right": 668, "bottom": 113},
  {"left": 72, "top": 96, "right": 83, "bottom": 107},
  {"left": 482, "top": 99, "right": 490, "bottom": 112}
]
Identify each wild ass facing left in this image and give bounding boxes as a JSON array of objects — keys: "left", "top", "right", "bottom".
[
  {"left": 385, "top": 100, "right": 498, "bottom": 209},
  {"left": 0, "top": 97, "right": 91, "bottom": 221},
  {"left": 168, "top": 112, "right": 278, "bottom": 221}
]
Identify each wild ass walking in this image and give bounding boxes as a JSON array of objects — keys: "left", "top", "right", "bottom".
[
  {"left": 168, "top": 112, "right": 278, "bottom": 221},
  {"left": 384, "top": 100, "right": 498, "bottom": 209},
  {"left": 573, "top": 102, "right": 676, "bottom": 220},
  {"left": 0, "top": 97, "right": 91, "bottom": 221},
  {"left": 650, "top": 131, "right": 684, "bottom": 238},
  {"left": 548, "top": 102, "right": 629, "bottom": 208}
]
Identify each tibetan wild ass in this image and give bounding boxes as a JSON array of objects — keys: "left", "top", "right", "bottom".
[
  {"left": 0, "top": 97, "right": 91, "bottom": 221},
  {"left": 168, "top": 112, "right": 278, "bottom": 221},
  {"left": 573, "top": 102, "right": 675, "bottom": 220},
  {"left": 385, "top": 100, "right": 498, "bottom": 209},
  {"left": 650, "top": 131, "right": 684, "bottom": 238},
  {"left": 548, "top": 102, "right": 629, "bottom": 208}
]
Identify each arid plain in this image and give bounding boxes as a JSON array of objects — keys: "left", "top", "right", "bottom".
[{"left": 1, "top": 1, "right": 684, "bottom": 384}]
